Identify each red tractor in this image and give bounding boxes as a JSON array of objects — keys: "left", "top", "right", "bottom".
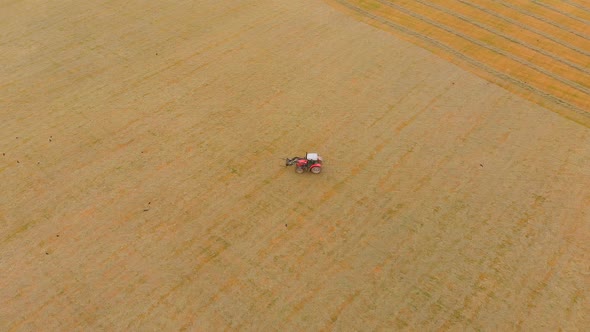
[{"left": 286, "top": 152, "right": 323, "bottom": 174}]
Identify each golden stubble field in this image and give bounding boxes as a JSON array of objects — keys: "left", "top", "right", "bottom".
[
  {"left": 1, "top": 0, "right": 589, "bottom": 330},
  {"left": 330, "top": 0, "right": 590, "bottom": 126}
]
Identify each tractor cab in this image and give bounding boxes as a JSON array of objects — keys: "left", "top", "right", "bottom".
[{"left": 306, "top": 152, "right": 322, "bottom": 164}]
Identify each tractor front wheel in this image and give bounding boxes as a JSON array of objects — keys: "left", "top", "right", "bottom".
[
  {"left": 310, "top": 166, "right": 321, "bottom": 174},
  {"left": 295, "top": 167, "right": 304, "bottom": 174}
]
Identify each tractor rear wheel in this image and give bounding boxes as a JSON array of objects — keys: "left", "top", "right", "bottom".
[
  {"left": 295, "top": 167, "right": 304, "bottom": 174},
  {"left": 310, "top": 166, "right": 321, "bottom": 174}
]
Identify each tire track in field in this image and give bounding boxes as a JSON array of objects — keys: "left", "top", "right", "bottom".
[
  {"left": 377, "top": 88, "right": 505, "bottom": 195},
  {"left": 125, "top": 235, "right": 231, "bottom": 329},
  {"left": 561, "top": 0, "right": 590, "bottom": 15},
  {"left": 413, "top": 0, "right": 590, "bottom": 78},
  {"left": 321, "top": 290, "right": 360, "bottom": 330},
  {"left": 256, "top": 82, "right": 443, "bottom": 323},
  {"left": 249, "top": 77, "right": 445, "bottom": 322},
  {"left": 471, "top": 1, "right": 590, "bottom": 53},
  {"left": 298, "top": 84, "right": 464, "bottom": 327},
  {"left": 374, "top": 0, "right": 590, "bottom": 100},
  {"left": 532, "top": 0, "right": 590, "bottom": 26},
  {"left": 436, "top": 198, "right": 547, "bottom": 329},
  {"left": 456, "top": 0, "right": 590, "bottom": 59},
  {"left": 497, "top": 0, "right": 590, "bottom": 42},
  {"left": 179, "top": 274, "right": 245, "bottom": 331},
  {"left": 369, "top": 78, "right": 459, "bottom": 193},
  {"left": 330, "top": 0, "right": 590, "bottom": 123},
  {"left": 105, "top": 7, "right": 285, "bottom": 101}
]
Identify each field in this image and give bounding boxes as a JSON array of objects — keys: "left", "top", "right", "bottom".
[
  {"left": 1, "top": 0, "right": 589, "bottom": 330},
  {"left": 330, "top": 0, "right": 590, "bottom": 126}
]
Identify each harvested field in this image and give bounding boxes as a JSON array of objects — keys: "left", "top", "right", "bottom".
[
  {"left": 1, "top": 0, "right": 589, "bottom": 330},
  {"left": 329, "top": 0, "right": 590, "bottom": 126}
]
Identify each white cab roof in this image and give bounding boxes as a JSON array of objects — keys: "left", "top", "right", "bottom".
[{"left": 306, "top": 153, "right": 319, "bottom": 160}]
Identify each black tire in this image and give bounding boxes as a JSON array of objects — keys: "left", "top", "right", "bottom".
[
  {"left": 310, "top": 166, "right": 321, "bottom": 174},
  {"left": 295, "top": 167, "right": 304, "bottom": 174}
]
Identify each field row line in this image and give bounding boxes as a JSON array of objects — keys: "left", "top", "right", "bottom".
[
  {"left": 412, "top": 0, "right": 590, "bottom": 79},
  {"left": 497, "top": 0, "right": 590, "bottom": 42},
  {"left": 561, "top": 0, "right": 590, "bottom": 16},
  {"left": 332, "top": 0, "right": 589, "bottom": 119},
  {"left": 375, "top": 0, "right": 590, "bottom": 99},
  {"left": 456, "top": 0, "right": 590, "bottom": 59},
  {"left": 532, "top": 0, "right": 590, "bottom": 26}
]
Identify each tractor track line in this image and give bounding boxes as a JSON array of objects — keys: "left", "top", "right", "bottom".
[
  {"left": 104, "top": 8, "right": 286, "bottom": 101},
  {"left": 374, "top": 0, "right": 590, "bottom": 99},
  {"left": 332, "top": 0, "right": 590, "bottom": 120},
  {"left": 125, "top": 235, "right": 231, "bottom": 329},
  {"left": 456, "top": 0, "right": 590, "bottom": 60},
  {"left": 561, "top": 0, "right": 590, "bottom": 16},
  {"left": 497, "top": 0, "right": 590, "bottom": 43},
  {"left": 412, "top": 0, "right": 590, "bottom": 78},
  {"left": 532, "top": 0, "right": 590, "bottom": 26}
]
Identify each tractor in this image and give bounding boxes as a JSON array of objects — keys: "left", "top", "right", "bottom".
[{"left": 285, "top": 152, "right": 323, "bottom": 174}]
